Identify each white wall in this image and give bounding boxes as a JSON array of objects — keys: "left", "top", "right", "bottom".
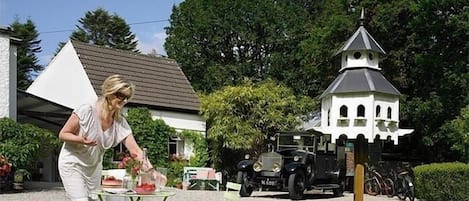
[
  {"left": 318, "top": 93, "right": 402, "bottom": 143},
  {"left": 27, "top": 41, "right": 98, "bottom": 109},
  {"left": 340, "top": 51, "right": 381, "bottom": 71},
  {"left": 0, "top": 31, "right": 16, "bottom": 119}
]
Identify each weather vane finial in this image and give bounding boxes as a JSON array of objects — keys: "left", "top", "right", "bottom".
[{"left": 360, "top": 8, "right": 365, "bottom": 26}]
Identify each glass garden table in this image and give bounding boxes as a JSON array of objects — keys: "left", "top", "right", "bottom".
[{"left": 94, "top": 189, "right": 175, "bottom": 201}]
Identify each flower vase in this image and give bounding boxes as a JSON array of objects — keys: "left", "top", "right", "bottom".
[{"left": 122, "top": 173, "right": 137, "bottom": 190}]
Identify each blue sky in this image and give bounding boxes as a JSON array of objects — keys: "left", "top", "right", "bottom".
[{"left": 0, "top": 0, "right": 183, "bottom": 66}]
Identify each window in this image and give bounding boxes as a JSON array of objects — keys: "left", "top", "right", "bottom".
[
  {"left": 112, "top": 143, "right": 128, "bottom": 161},
  {"left": 376, "top": 105, "right": 381, "bottom": 117},
  {"left": 368, "top": 53, "right": 374, "bottom": 60},
  {"left": 357, "top": 105, "right": 365, "bottom": 117},
  {"left": 340, "top": 105, "right": 348, "bottom": 118},
  {"left": 168, "top": 137, "right": 185, "bottom": 160},
  {"left": 387, "top": 107, "right": 392, "bottom": 119}
]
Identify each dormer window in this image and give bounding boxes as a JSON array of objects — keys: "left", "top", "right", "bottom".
[
  {"left": 369, "top": 53, "right": 374, "bottom": 60},
  {"left": 357, "top": 105, "right": 365, "bottom": 117},
  {"left": 353, "top": 52, "right": 361, "bottom": 59},
  {"left": 340, "top": 105, "right": 348, "bottom": 118},
  {"left": 387, "top": 107, "right": 392, "bottom": 119},
  {"left": 376, "top": 105, "right": 381, "bottom": 117}
]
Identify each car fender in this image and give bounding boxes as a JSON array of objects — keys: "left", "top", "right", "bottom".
[
  {"left": 237, "top": 160, "right": 254, "bottom": 171},
  {"left": 284, "top": 162, "right": 305, "bottom": 174}
]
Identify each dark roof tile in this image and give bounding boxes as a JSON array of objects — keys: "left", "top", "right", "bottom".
[{"left": 71, "top": 40, "right": 200, "bottom": 112}]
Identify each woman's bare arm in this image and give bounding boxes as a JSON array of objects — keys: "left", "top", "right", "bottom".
[{"left": 58, "top": 113, "right": 96, "bottom": 145}]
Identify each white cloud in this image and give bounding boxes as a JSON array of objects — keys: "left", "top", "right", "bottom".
[{"left": 136, "top": 31, "right": 168, "bottom": 56}]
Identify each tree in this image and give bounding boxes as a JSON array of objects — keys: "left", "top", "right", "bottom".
[
  {"left": 10, "top": 18, "right": 43, "bottom": 90},
  {"left": 165, "top": 0, "right": 320, "bottom": 93},
  {"left": 200, "top": 79, "right": 317, "bottom": 168},
  {"left": 437, "top": 105, "right": 469, "bottom": 162},
  {"left": 71, "top": 8, "right": 139, "bottom": 52}
]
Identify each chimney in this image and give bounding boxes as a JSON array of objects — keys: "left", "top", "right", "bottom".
[{"left": 0, "top": 26, "right": 18, "bottom": 120}]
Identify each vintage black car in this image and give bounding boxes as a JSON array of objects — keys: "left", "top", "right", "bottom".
[{"left": 236, "top": 131, "right": 346, "bottom": 200}]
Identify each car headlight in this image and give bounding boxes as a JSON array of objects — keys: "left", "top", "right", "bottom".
[
  {"left": 253, "top": 161, "right": 263, "bottom": 172},
  {"left": 294, "top": 156, "right": 300, "bottom": 161},
  {"left": 244, "top": 154, "right": 250, "bottom": 160},
  {"left": 272, "top": 162, "right": 281, "bottom": 172}
]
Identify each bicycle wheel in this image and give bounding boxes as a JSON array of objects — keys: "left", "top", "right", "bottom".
[
  {"left": 395, "top": 178, "right": 406, "bottom": 200},
  {"left": 364, "top": 178, "right": 380, "bottom": 196},
  {"left": 405, "top": 176, "right": 415, "bottom": 201},
  {"left": 383, "top": 178, "right": 395, "bottom": 197}
]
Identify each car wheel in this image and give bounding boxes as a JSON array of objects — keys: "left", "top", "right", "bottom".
[
  {"left": 237, "top": 171, "right": 253, "bottom": 197},
  {"left": 288, "top": 171, "right": 305, "bottom": 200},
  {"left": 333, "top": 179, "right": 345, "bottom": 197}
]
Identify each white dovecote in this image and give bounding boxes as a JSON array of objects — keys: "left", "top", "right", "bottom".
[{"left": 307, "top": 10, "right": 413, "bottom": 144}]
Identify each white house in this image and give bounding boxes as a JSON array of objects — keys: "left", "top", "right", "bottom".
[
  {"left": 304, "top": 14, "right": 413, "bottom": 145},
  {"left": 0, "top": 35, "right": 206, "bottom": 181}
]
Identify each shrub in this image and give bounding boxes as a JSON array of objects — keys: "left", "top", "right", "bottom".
[
  {"left": 414, "top": 162, "right": 469, "bottom": 201},
  {"left": 0, "top": 118, "right": 59, "bottom": 170}
]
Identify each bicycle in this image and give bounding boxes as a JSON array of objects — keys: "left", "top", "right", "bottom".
[
  {"left": 364, "top": 163, "right": 394, "bottom": 197},
  {"left": 393, "top": 163, "right": 415, "bottom": 201}
]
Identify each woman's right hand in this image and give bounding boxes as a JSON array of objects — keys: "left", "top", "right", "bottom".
[{"left": 82, "top": 136, "right": 97, "bottom": 146}]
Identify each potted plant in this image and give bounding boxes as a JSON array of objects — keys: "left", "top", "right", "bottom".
[{"left": 13, "top": 169, "right": 30, "bottom": 190}]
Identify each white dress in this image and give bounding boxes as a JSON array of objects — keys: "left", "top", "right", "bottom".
[{"left": 58, "top": 103, "right": 131, "bottom": 201}]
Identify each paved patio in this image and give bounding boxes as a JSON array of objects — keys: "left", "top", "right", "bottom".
[{"left": 0, "top": 182, "right": 406, "bottom": 201}]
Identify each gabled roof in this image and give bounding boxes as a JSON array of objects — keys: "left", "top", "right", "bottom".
[
  {"left": 335, "top": 26, "right": 386, "bottom": 56},
  {"left": 320, "top": 68, "right": 400, "bottom": 98},
  {"left": 71, "top": 40, "right": 200, "bottom": 113}
]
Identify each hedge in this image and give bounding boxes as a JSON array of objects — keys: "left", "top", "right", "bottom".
[{"left": 414, "top": 162, "right": 469, "bottom": 201}]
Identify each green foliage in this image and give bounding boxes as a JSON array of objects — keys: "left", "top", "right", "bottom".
[
  {"left": 414, "top": 162, "right": 469, "bottom": 201},
  {"left": 166, "top": 0, "right": 468, "bottom": 163},
  {"left": 10, "top": 18, "right": 43, "bottom": 90},
  {"left": 126, "top": 107, "right": 175, "bottom": 168},
  {"left": 0, "top": 118, "right": 59, "bottom": 170},
  {"left": 165, "top": 0, "right": 319, "bottom": 94},
  {"left": 179, "top": 130, "right": 209, "bottom": 167},
  {"left": 438, "top": 105, "right": 469, "bottom": 162},
  {"left": 71, "top": 8, "right": 139, "bottom": 52},
  {"left": 167, "top": 158, "right": 187, "bottom": 187},
  {"left": 201, "top": 79, "right": 317, "bottom": 168}
]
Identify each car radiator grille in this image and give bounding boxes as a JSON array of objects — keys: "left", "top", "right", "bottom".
[{"left": 261, "top": 155, "right": 282, "bottom": 171}]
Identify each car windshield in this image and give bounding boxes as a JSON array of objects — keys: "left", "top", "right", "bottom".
[{"left": 277, "top": 133, "right": 315, "bottom": 152}]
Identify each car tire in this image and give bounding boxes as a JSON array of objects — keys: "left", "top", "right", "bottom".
[
  {"left": 237, "top": 171, "right": 253, "bottom": 197},
  {"left": 333, "top": 179, "right": 345, "bottom": 197},
  {"left": 288, "top": 171, "right": 305, "bottom": 200}
]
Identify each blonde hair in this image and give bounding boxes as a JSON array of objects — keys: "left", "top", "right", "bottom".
[{"left": 99, "top": 74, "right": 135, "bottom": 120}]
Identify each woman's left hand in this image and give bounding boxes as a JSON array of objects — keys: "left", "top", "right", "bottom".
[{"left": 152, "top": 170, "right": 167, "bottom": 187}]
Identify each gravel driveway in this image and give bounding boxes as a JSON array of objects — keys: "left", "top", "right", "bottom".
[{"left": 0, "top": 184, "right": 403, "bottom": 201}]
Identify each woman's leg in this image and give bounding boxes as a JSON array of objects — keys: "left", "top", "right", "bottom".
[{"left": 59, "top": 168, "right": 91, "bottom": 201}]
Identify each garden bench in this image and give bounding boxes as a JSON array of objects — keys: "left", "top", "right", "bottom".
[{"left": 183, "top": 167, "right": 221, "bottom": 191}]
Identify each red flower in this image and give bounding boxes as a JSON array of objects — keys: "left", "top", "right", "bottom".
[
  {"left": 117, "top": 153, "right": 140, "bottom": 178},
  {"left": 0, "top": 155, "right": 12, "bottom": 177}
]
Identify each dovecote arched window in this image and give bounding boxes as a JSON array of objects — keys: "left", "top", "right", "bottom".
[
  {"left": 340, "top": 105, "right": 348, "bottom": 118},
  {"left": 327, "top": 109, "right": 331, "bottom": 126},
  {"left": 357, "top": 105, "right": 365, "bottom": 117},
  {"left": 376, "top": 105, "right": 381, "bottom": 117},
  {"left": 387, "top": 107, "right": 392, "bottom": 119}
]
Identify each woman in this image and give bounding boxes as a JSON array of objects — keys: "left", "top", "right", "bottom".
[{"left": 58, "top": 74, "right": 166, "bottom": 201}]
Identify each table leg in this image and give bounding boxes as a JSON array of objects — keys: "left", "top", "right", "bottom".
[
  {"left": 162, "top": 196, "right": 169, "bottom": 201},
  {"left": 97, "top": 195, "right": 104, "bottom": 201},
  {"left": 130, "top": 197, "right": 142, "bottom": 201}
]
